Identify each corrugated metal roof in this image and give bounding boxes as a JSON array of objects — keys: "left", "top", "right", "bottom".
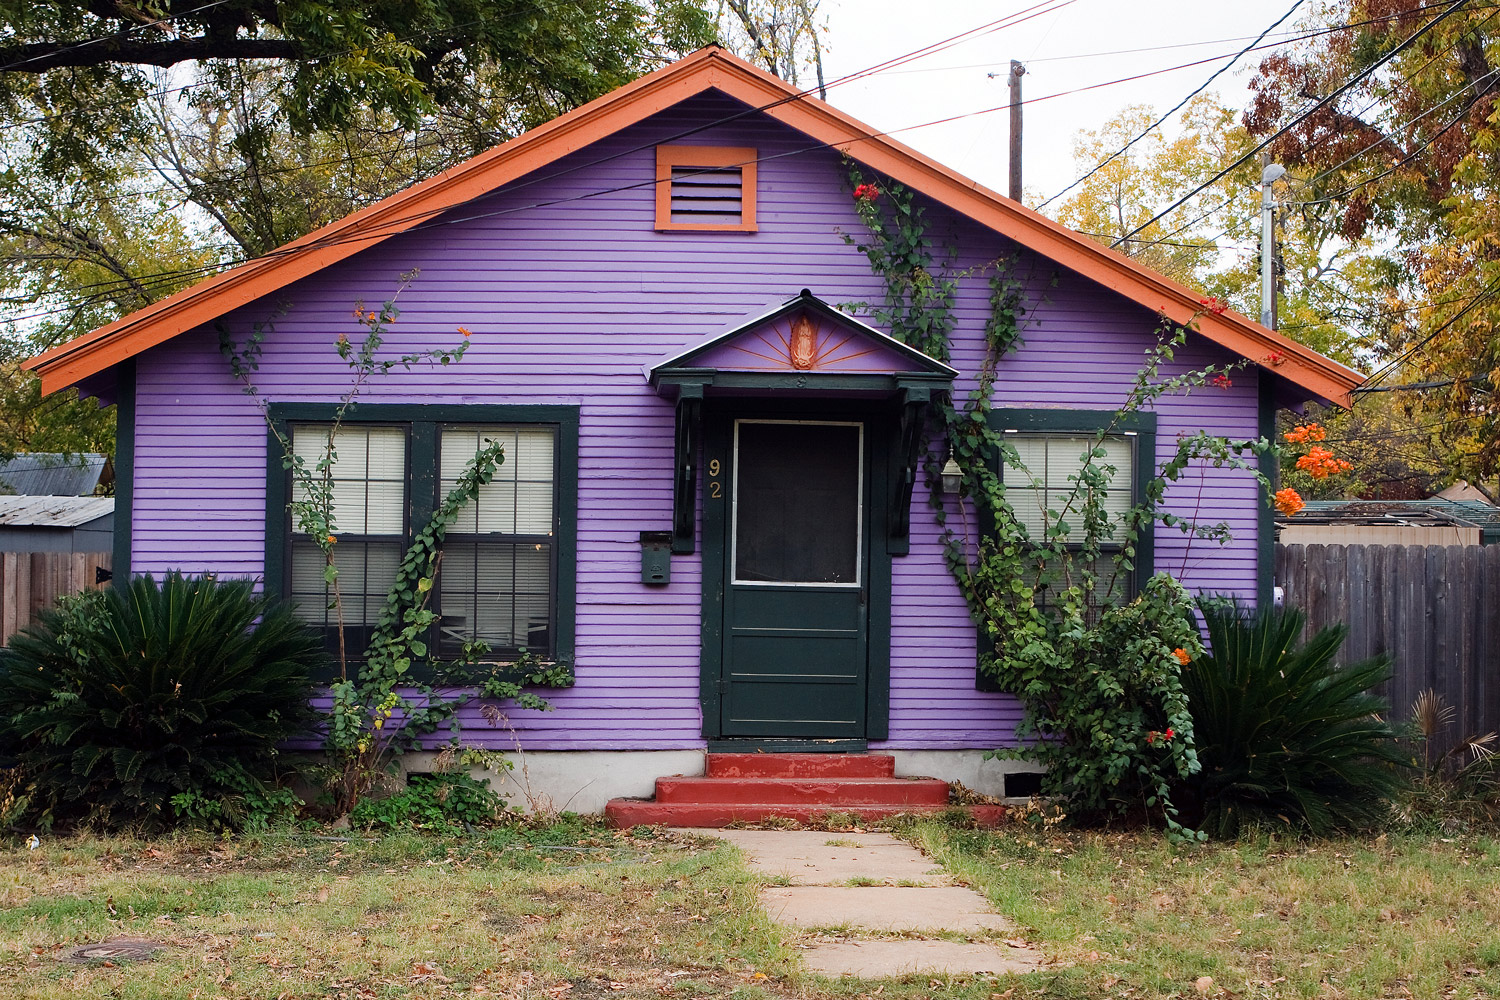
[
  {"left": 0, "top": 453, "right": 107, "bottom": 496},
  {"left": 1277, "top": 498, "right": 1500, "bottom": 543},
  {"left": 0, "top": 495, "right": 114, "bottom": 528}
]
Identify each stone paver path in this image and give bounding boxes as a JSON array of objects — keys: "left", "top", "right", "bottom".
[{"left": 679, "top": 828, "right": 1043, "bottom": 978}]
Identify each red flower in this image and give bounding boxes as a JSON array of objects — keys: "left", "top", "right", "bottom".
[
  {"left": 1210, "top": 374, "right": 1233, "bottom": 390},
  {"left": 1199, "top": 296, "right": 1228, "bottom": 315},
  {"left": 1146, "top": 732, "right": 1156, "bottom": 746},
  {"left": 1165, "top": 728, "right": 1175, "bottom": 741},
  {"left": 853, "top": 183, "right": 880, "bottom": 202},
  {"left": 1264, "top": 350, "right": 1286, "bottom": 367}
]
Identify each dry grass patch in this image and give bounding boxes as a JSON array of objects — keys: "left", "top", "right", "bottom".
[
  {"left": 903, "top": 819, "right": 1500, "bottom": 999},
  {"left": 0, "top": 824, "right": 800, "bottom": 1000}
]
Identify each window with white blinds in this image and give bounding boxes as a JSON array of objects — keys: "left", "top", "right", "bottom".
[
  {"left": 436, "top": 426, "right": 557, "bottom": 656},
  {"left": 1004, "top": 434, "right": 1134, "bottom": 544},
  {"left": 281, "top": 421, "right": 560, "bottom": 661},
  {"left": 288, "top": 425, "right": 408, "bottom": 648},
  {"left": 999, "top": 429, "right": 1138, "bottom": 609}
]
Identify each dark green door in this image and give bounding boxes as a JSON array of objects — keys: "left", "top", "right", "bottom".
[{"left": 720, "top": 419, "right": 869, "bottom": 738}]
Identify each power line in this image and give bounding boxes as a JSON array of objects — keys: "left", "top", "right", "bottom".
[
  {"left": 1118, "top": 5, "right": 1500, "bottom": 259},
  {"left": 1356, "top": 273, "right": 1500, "bottom": 395},
  {"left": 1111, "top": 0, "right": 1473, "bottom": 250},
  {"left": 1037, "top": 0, "right": 1308, "bottom": 211},
  {"left": 1110, "top": 23, "right": 1497, "bottom": 264}
]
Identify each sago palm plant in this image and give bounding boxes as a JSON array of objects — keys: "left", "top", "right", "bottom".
[
  {"left": 1178, "top": 600, "right": 1410, "bottom": 837},
  {"left": 0, "top": 573, "right": 326, "bottom": 828}
]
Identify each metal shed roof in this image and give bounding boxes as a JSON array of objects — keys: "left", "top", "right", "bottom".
[
  {"left": 0, "top": 495, "right": 114, "bottom": 528},
  {"left": 1277, "top": 498, "right": 1500, "bottom": 544},
  {"left": 0, "top": 453, "right": 108, "bottom": 496}
]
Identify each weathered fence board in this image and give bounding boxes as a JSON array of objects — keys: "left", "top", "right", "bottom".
[
  {"left": 1276, "top": 543, "right": 1500, "bottom": 757},
  {"left": 0, "top": 551, "right": 111, "bottom": 646}
]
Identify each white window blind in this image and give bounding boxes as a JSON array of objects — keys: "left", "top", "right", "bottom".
[
  {"left": 440, "top": 426, "right": 554, "bottom": 535},
  {"left": 438, "top": 425, "right": 557, "bottom": 656},
  {"left": 288, "top": 424, "right": 407, "bottom": 634},
  {"left": 1005, "top": 434, "right": 1133, "bottom": 542},
  {"left": 291, "top": 425, "right": 406, "bottom": 535}
]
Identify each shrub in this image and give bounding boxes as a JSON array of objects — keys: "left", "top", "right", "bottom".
[
  {"left": 349, "top": 770, "right": 510, "bottom": 830},
  {"left": 0, "top": 573, "right": 327, "bottom": 829},
  {"left": 1178, "top": 600, "right": 1409, "bottom": 837},
  {"left": 1395, "top": 689, "right": 1500, "bottom": 831}
]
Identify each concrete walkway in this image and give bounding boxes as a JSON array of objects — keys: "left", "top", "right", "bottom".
[{"left": 681, "top": 828, "right": 1044, "bottom": 979}]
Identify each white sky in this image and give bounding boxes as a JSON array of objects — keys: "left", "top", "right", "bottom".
[{"left": 818, "top": 0, "right": 1306, "bottom": 211}]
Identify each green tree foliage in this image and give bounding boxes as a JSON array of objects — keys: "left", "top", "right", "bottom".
[
  {"left": 0, "top": 0, "right": 716, "bottom": 175},
  {"left": 1245, "top": 0, "right": 1500, "bottom": 487},
  {"left": 0, "top": 1, "right": 718, "bottom": 464},
  {"left": 1054, "top": 97, "right": 1257, "bottom": 283},
  {"left": 1179, "top": 600, "right": 1409, "bottom": 837},
  {"left": 0, "top": 574, "right": 326, "bottom": 829}
]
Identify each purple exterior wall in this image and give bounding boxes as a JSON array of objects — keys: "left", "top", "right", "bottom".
[{"left": 127, "top": 92, "right": 1264, "bottom": 751}]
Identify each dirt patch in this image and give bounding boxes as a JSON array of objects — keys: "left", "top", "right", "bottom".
[{"left": 65, "top": 939, "right": 165, "bottom": 963}]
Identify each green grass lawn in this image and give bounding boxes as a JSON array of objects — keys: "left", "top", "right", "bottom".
[{"left": 2, "top": 817, "right": 1498, "bottom": 999}]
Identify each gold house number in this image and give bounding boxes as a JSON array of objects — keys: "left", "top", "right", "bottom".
[{"left": 708, "top": 459, "right": 723, "bottom": 499}]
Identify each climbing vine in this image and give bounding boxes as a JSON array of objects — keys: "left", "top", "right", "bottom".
[
  {"left": 221, "top": 273, "right": 572, "bottom": 816},
  {"left": 845, "top": 168, "right": 1283, "bottom": 838}
]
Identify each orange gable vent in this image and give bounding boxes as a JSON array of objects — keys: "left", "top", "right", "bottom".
[{"left": 656, "top": 145, "right": 757, "bottom": 232}]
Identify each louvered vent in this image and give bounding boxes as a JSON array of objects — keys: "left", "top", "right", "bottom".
[
  {"left": 669, "top": 166, "right": 745, "bottom": 226},
  {"left": 656, "top": 146, "right": 757, "bottom": 231}
]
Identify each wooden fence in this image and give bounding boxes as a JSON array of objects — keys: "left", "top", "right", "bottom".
[
  {"left": 1276, "top": 543, "right": 1500, "bottom": 755},
  {"left": 0, "top": 551, "right": 112, "bottom": 646}
]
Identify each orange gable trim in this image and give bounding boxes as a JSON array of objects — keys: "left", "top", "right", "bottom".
[{"left": 26, "top": 46, "right": 1363, "bottom": 406}]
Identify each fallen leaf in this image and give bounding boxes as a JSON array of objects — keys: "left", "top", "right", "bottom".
[{"left": 1195, "top": 976, "right": 1215, "bottom": 994}]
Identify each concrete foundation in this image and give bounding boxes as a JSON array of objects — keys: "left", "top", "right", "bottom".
[
  {"left": 401, "top": 748, "right": 1042, "bottom": 815},
  {"left": 401, "top": 749, "right": 705, "bottom": 815}
]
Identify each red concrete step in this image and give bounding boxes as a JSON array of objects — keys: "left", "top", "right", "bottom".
[
  {"left": 705, "top": 752, "right": 896, "bottom": 779},
  {"left": 603, "top": 799, "right": 1006, "bottom": 829},
  {"left": 656, "top": 776, "right": 949, "bottom": 806}
]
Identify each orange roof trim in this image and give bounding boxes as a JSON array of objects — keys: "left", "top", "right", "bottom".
[{"left": 26, "top": 46, "right": 1363, "bottom": 405}]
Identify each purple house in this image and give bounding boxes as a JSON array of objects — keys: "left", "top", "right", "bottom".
[{"left": 29, "top": 48, "right": 1362, "bottom": 820}]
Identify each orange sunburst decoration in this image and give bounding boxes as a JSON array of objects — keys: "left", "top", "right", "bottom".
[{"left": 789, "top": 315, "right": 817, "bottom": 370}]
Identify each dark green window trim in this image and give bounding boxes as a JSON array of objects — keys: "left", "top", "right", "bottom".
[
  {"left": 264, "top": 403, "right": 579, "bottom": 669},
  {"left": 1257, "top": 374, "right": 1278, "bottom": 609},
  {"left": 112, "top": 358, "right": 135, "bottom": 581},
  {"left": 975, "top": 408, "right": 1158, "bottom": 691}
]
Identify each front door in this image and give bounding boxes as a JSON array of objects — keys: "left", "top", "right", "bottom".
[{"left": 716, "top": 418, "right": 870, "bottom": 739}]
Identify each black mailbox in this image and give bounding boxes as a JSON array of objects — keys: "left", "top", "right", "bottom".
[{"left": 639, "top": 531, "right": 673, "bottom": 585}]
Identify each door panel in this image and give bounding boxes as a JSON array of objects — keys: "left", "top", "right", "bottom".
[{"left": 721, "top": 420, "right": 868, "bottom": 738}]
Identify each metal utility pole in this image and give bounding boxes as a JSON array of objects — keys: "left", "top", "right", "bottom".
[
  {"left": 1009, "top": 61, "right": 1025, "bottom": 202},
  {"left": 1260, "top": 153, "right": 1286, "bottom": 330}
]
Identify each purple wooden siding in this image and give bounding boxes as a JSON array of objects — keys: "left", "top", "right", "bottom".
[{"left": 129, "top": 92, "right": 1264, "bottom": 751}]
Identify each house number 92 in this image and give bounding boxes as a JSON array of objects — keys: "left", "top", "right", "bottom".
[{"left": 708, "top": 459, "right": 722, "bottom": 498}]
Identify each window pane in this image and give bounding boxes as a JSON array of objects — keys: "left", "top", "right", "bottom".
[
  {"left": 438, "top": 540, "right": 553, "bottom": 655},
  {"left": 1002, "top": 433, "right": 1133, "bottom": 542},
  {"left": 291, "top": 425, "right": 406, "bottom": 535},
  {"left": 1031, "top": 552, "right": 1131, "bottom": 611},
  {"left": 290, "top": 539, "right": 401, "bottom": 632},
  {"left": 734, "top": 421, "right": 860, "bottom": 584},
  {"left": 441, "top": 426, "right": 555, "bottom": 535}
]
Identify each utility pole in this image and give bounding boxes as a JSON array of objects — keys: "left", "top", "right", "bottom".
[
  {"left": 1009, "top": 60, "right": 1025, "bottom": 202},
  {"left": 1260, "top": 152, "right": 1286, "bottom": 330}
]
